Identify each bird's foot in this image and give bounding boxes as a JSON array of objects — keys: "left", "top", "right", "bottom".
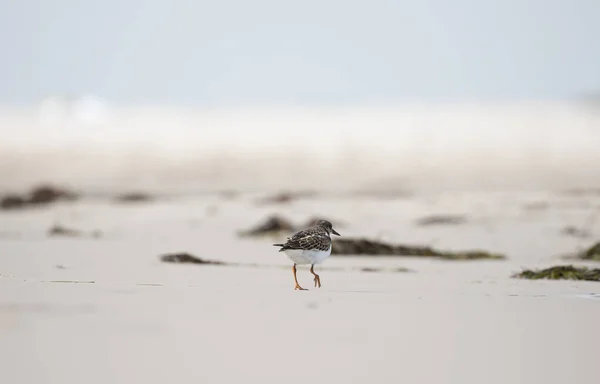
[
  {"left": 313, "top": 275, "right": 321, "bottom": 288},
  {"left": 295, "top": 283, "right": 308, "bottom": 291}
]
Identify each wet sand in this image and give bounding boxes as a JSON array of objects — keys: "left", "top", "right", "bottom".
[{"left": 1, "top": 191, "right": 600, "bottom": 383}]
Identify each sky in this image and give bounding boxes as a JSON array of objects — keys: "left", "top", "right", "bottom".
[{"left": 1, "top": 0, "right": 599, "bottom": 106}]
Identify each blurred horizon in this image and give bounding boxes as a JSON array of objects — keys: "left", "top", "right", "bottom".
[
  {"left": 1, "top": 1, "right": 599, "bottom": 195},
  {"left": 1, "top": 99, "right": 599, "bottom": 195},
  {"left": 1, "top": 0, "right": 599, "bottom": 107}
]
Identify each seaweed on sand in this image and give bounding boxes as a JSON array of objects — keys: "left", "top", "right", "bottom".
[
  {"left": 238, "top": 215, "right": 295, "bottom": 237},
  {"left": 239, "top": 215, "right": 342, "bottom": 238},
  {"left": 331, "top": 238, "right": 505, "bottom": 260},
  {"left": 578, "top": 242, "right": 600, "bottom": 261},
  {"left": 0, "top": 195, "right": 26, "bottom": 210},
  {"left": 1, "top": 185, "right": 78, "bottom": 210},
  {"left": 513, "top": 265, "right": 600, "bottom": 282},
  {"left": 159, "top": 253, "right": 226, "bottom": 265}
]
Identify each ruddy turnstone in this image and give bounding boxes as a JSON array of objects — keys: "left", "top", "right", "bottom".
[{"left": 273, "top": 220, "right": 340, "bottom": 290}]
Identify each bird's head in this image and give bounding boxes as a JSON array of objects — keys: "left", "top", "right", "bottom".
[{"left": 315, "top": 220, "right": 340, "bottom": 236}]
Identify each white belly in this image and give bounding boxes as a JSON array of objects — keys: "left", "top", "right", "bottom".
[{"left": 283, "top": 245, "right": 332, "bottom": 265}]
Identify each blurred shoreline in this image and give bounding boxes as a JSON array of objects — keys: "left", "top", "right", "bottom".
[{"left": 1, "top": 101, "right": 599, "bottom": 194}]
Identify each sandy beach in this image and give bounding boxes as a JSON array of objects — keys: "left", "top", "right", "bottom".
[
  {"left": 1, "top": 187, "right": 600, "bottom": 383},
  {"left": 1, "top": 102, "right": 600, "bottom": 383},
  {"left": 3, "top": 0, "right": 600, "bottom": 380}
]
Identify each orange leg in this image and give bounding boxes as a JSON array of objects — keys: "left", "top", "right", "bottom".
[
  {"left": 293, "top": 264, "right": 307, "bottom": 291},
  {"left": 310, "top": 264, "right": 321, "bottom": 288}
]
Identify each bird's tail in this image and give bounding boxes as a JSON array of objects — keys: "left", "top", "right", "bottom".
[{"left": 273, "top": 243, "right": 286, "bottom": 252}]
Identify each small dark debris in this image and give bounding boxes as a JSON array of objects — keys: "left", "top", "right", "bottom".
[
  {"left": 1, "top": 185, "right": 78, "bottom": 210},
  {"left": 238, "top": 215, "right": 295, "bottom": 237},
  {"left": 48, "top": 225, "right": 83, "bottom": 237},
  {"left": 331, "top": 237, "right": 504, "bottom": 260},
  {"left": 159, "top": 253, "right": 226, "bottom": 265},
  {"left": 48, "top": 224, "right": 102, "bottom": 239},
  {"left": 560, "top": 226, "right": 591, "bottom": 239},
  {"left": 114, "top": 192, "right": 153, "bottom": 203},
  {"left": 513, "top": 265, "right": 600, "bottom": 282},
  {"left": 415, "top": 215, "right": 468, "bottom": 226},
  {"left": 256, "top": 190, "right": 316, "bottom": 205},
  {"left": 265, "top": 193, "right": 294, "bottom": 204}
]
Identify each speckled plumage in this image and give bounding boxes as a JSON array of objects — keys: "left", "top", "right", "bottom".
[{"left": 275, "top": 225, "right": 332, "bottom": 252}]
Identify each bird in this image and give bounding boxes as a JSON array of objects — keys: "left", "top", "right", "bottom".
[{"left": 273, "top": 219, "right": 340, "bottom": 290}]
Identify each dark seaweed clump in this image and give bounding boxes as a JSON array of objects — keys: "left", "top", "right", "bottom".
[
  {"left": 513, "top": 265, "right": 600, "bottom": 282},
  {"left": 0, "top": 196, "right": 26, "bottom": 210},
  {"left": 331, "top": 238, "right": 505, "bottom": 260},
  {"left": 238, "top": 215, "right": 295, "bottom": 237},
  {"left": 159, "top": 253, "right": 226, "bottom": 265},
  {"left": 238, "top": 215, "right": 341, "bottom": 237},
  {"left": 1, "top": 185, "right": 78, "bottom": 210},
  {"left": 579, "top": 242, "right": 600, "bottom": 261}
]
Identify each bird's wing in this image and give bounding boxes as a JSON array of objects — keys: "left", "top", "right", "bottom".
[{"left": 282, "top": 229, "right": 330, "bottom": 251}]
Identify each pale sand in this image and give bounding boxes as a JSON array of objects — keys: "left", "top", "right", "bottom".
[{"left": 1, "top": 191, "right": 600, "bottom": 383}]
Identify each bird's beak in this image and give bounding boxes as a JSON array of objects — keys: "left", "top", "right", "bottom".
[{"left": 332, "top": 228, "right": 341, "bottom": 236}]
